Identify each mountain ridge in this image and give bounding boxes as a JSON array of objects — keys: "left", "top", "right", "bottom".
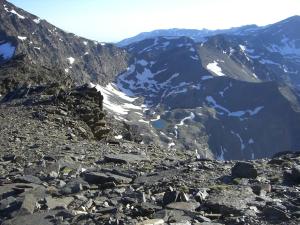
[
  {"left": 117, "top": 16, "right": 300, "bottom": 47},
  {"left": 0, "top": 0, "right": 129, "bottom": 86}
]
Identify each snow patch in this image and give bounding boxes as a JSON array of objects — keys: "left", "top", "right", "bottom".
[
  {"left": 17, "top": 36, "right": 27, "bottom": 41},
  {"left": 259, "top": 59, "right": 280, "bottom": 66},
  {"left": 168, "top": 142, "right": 175, "bottom": 149},
  {"left": 266, "top": 37, "right": 300, "bottom": 57},
  {"left": 201, "top": 75, "right": 213, "bottom": 80},
  {"left": 177, "top": 112, "right": 195, "bottom": 126},
  {"left": 239, "top": 45, "right": 246, "bottom": 52},
  {"left": 216, "top": 146, "right": 226, "bottom": 161},
  {"left": 67, "top": 57, "right": 75, "bottom": 65},
  {"left": 252, "top": 73, "right": 258, "bottom": 79},
  {"left": 190, "top": 55, "right": 199, "bottom": 60},
  {"left": 91, "top": 83, "right": 141, "bottom": 117},
  {"left": 33, "top": 18, "right": 41, "bottom": 24},
  {"left": 173, "top": 112, "right": 195, "bottom": 139},
  {"left": 231, "top": 130, "right": 245, "bottom": 153},
  {"left": 189, "top": 47, "right": 196, "bottom": 52},
  {"left": 137, "top": 59, "right": 148, "bottom": 66},
  {"left": 206, "top": 96, "right": 264, "bottom": 118},
  {"left": 4, "top": 5, "right": 25, "bottom": 19},
  {"left": 138, "top": 119, "right": 149, "bottom": 124},
  {"left": 114, "top": 135, "right": 123, "bottom": 140},
  {"left": 206, "top": 61, "right": 225, "bottom": 76}
]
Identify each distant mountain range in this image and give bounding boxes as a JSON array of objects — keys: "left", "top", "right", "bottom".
[
  {"left": 1, "top": 0, "right": 300, "bottom": 159},
  {"left": 117, "top": 24, "right": 259, "bottom": 47}
]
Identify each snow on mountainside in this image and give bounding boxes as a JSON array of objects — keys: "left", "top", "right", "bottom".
[
  {"left": 113, "top": 27, "right": 300, "bottom": 160},
  {"left": 204, "top": 16, "right": 300, "bottom": 91}
]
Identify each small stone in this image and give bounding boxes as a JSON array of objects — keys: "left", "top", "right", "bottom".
[
  {"left": 163, "top": 191, "right": 179, "bottom": 206},
  {"left": 194, "top": 188, "right": 209, "bottom": 203},
  {"left": 114, "top": 187, "right": 126, "bottom": 194},
  {"left": 43, "top": 155, "right": 56, "bottom": 161},
  {"left": 45, "top": 196, "right": 74, "bottom": 209},
  {"left": 178, "top": 192, "right": 189, "bottom": 202},
  {"left": 75, "top": 195, "right": 88, "bottom": 201},
  {"left": 48, "top": 171, "right": 59, "bottom": 179},
  {"left": 18, "top": 194, "right": 37, "bottom": 215},
  {"left": 252, "top": 183, "right": 271, "bottom": 196},
  {"left": 60, "top": 167, "right": 73, "bottom": 176},
  {"left": 14, "top": 175, "right": 42, "bottom": 185},
  {"left": 0, "top": 196, "right": 19, "bottom": 214},
  {"left": 292, "top": 211, "right": 300, "bottom": 218},
  {"left": 137, "top": 219, "right": 165, "bottom": 225},
  {"left": 57, "top": 180, "right": 67, "bottom": 188},
  {"left": 194, "top": 215, "right": 211, "bottom": 222},
  {"left": 83, "top": 171, "right": 132, "bottom": 184},
  {"left": 104, "top": 153, "right": 150, "bottom": 164},
  {"left": 60, "top": 179, "right": 85, "bottom": 195},
  {"left": 97, "top": 206, "right": 118, "bottom": 214},
  {"left": 170, "top": 222, "right": 191, "bottom": 225},
  {"left": 137, "top": 202, "right": 162, "bottom": 216},
  {"left": 2, "top": 154, "right": 16, "bottom": 161}
]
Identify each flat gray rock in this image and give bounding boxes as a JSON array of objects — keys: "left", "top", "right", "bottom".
[
  {"left": 104, "top": 153, "right": 150, "bottom": 164},
  {"left": 166, "top": 202, "right": 200, "bottom": 212},
  {"left": 46, "top": 196, "right": 74, "bottom": 209},
  {"left": 17, "top": 193, "right": 37, "bottom": 215},
  {"left": 205, "top": 186, "right": 256, "bottom": 215},
  {"left": 2, "top": 210, "right": 71, "bottom": 225},
  {"left": 83, "top": 171, "right": 132, "bottom": 184}
]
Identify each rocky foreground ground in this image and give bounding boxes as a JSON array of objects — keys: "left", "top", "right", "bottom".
[{"left": 0, "top": 82, "right": 300, "bottom": 225}]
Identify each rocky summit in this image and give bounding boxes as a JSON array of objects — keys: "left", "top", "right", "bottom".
[
  {"left": 1, "top": 80, "right": 300, "bottom": 225},
  {"left": 0, "top": 0, "right": 300, "bottom": 224}
]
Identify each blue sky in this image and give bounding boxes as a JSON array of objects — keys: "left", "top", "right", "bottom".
[{"left": 8, "top": 0, "right": 300, "bottom": 42}]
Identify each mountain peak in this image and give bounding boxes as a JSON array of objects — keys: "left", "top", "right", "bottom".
[
  {"left": 0, "top": 0, "right": 128, "bottom": 84},
  {"left": 278, "top": 15, "right": 300, "bottom": 24}
]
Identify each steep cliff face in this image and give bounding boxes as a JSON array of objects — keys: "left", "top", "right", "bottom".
[{"left": 0, "top": 0, "right": 129, "bottom": 85}]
